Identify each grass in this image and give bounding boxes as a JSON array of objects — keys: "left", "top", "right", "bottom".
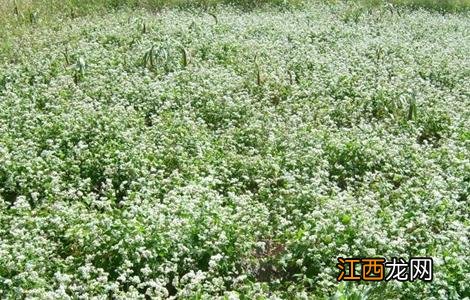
[
  {"left": 1, "top": 0, "right": 468, "bottom": 27},
  {"left": 389, "top": 0, "right": 470, "bottom": 11},
  {"left": 358, "top": 0, "right": 470, "bottom": 10}
]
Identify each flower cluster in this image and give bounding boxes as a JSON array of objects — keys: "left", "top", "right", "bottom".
[{"left": 0, "top": 2, "right": 468, "bottom": 299}]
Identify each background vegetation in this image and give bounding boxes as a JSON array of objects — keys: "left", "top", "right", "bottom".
[{"left": 1, "top": 0, "right": 469, "bottom": 26}]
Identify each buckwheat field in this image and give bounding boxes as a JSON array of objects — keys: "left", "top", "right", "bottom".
[{"left": 0, "top": 0, "right": 469, "bottom": 299}]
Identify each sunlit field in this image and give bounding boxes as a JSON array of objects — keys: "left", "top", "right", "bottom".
[{"left": 0, "top": 1, "right": 469, "bottom": 299}]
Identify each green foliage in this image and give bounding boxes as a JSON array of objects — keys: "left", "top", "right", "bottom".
[
  {"left": 0, "top": 1, "right": 468, "bottom": 299},
  {"left": 0, "top": 0, "right": 303, "bottom": 30},
  {"left": 388, "top": 0, "right": 470, "bottom": 12},
  {"left": 359, "top": 0, "right": 470, "bottom": 11}
]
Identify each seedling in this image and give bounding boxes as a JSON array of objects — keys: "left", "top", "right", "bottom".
[
  {"left": 189, "top": 21, "right": 198, "bottom": 31},
  {"left": 13, "top": 1, "right": 19, "bottom": 17},
  {"left": 288, "top": 70, "right": 296, "bottom": 85},
  {"left": 29, "top": 11, "right": 39, "bottom": 24},
  {"left": 73, "top": 56, "right": 86, "bottom": 84},
  {"left": 254, "top": 54, "right": 262, "bottom": 86},
  {"left": 143, "top": 45, "right": 172, "bottom": 73},
  {"left": 63, "top": 47, "right": 70, "bottom": 66},
  {"left": 180, "top": 46, "right": 189, "bottom": 67},
  {"left": 139, "top": 21, "right": 148, "bottom": 34},
  {"left": 209, "top": 12, "right": 218, "bottom": 25},
  {"left": 407, "top": 92, "right": 417, "bottom": 121},
  {"left": 143, "top": 45, "right": 157, "bottom": 69}
]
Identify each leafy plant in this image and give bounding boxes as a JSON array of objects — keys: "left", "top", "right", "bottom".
[{"left": 73, "top": 56, "right": 86, "bottom": 84}]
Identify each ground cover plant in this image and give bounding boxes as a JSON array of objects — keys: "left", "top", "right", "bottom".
[{"left": 0, "top": 0, "right": 469, "bottom": 299}]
